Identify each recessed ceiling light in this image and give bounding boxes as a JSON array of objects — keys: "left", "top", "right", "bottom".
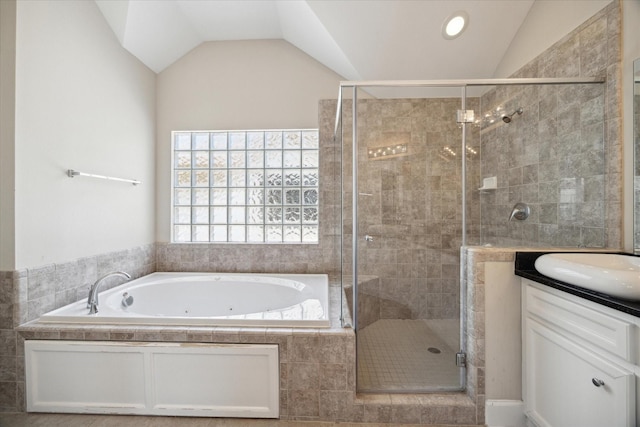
[{"left": 442, "top": 11, "right": 469, "bottom": 40}]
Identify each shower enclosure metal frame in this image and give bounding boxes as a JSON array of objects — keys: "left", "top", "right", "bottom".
[{"left": 335, "top": 76, "right": 605, "bottom": 392}]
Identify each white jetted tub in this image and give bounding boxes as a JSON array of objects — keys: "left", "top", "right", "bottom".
[{"left": 39, "top": 272, "right": 330, "bottom": 328}]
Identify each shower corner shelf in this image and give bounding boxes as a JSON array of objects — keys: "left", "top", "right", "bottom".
[{"left": 478, "top": 176, "right": 497, "bottom": 191}]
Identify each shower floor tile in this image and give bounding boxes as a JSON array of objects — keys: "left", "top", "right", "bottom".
[{"left": 357, "top": 319, "right": 461, "bottom": 392}]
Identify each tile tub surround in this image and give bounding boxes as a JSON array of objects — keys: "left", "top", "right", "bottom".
[{"left": 17, "top": 288, "right": 354, "bottom": 422}]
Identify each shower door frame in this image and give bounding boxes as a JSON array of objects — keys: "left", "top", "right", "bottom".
[{"left": 336, "top": 77, "right": 605, "bottom": 392}]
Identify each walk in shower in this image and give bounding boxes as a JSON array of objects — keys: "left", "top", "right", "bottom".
[{"left": 335, "top": 77, "right": 606, "bottom": 393}]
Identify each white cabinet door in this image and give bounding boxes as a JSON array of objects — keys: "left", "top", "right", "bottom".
[{"left": 524, "top": 318, "right": 635, "bottom": 427}]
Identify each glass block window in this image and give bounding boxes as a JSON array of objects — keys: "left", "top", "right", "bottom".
[{"left": 172, "top": 129, "right": 319, "bottom": 243}]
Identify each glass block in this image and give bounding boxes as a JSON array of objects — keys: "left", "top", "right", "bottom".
[
  {"left": 175, "top": 170, "right": 191, "bottom": 187},
  {"left": 265, "top": 131, "right": 282, "bottom": 149},
  {"left": 229, "top": 132, "right": 246, "bottom": 150},
  {"left": 302, "top": 150, "right": 319, "bottom": 168},
  {"left": 247, "top": 225, "right": 264, "bottom": 242},
  {"left": 285, "top": 207, "right": 301, "bottom": 223},
  {"left": 193, "top": 133, "right": 209, "bottom": 150},
  {"left": 229, "top": 188, "right": 245, "bottom": 205},
  {"left": 172, "top": 128, "right": 320, "bottom": 244},
  {"left": 211, "top": 189, "right": 227, "bottom": 205},
  {"left": 266, "top": 225, "right": 283, "bottom": 242},
  {"left": 193, "top": 151, "right": 209, "bottom": 168},
  {"left": 302, "top": 131, "right": 319, "bottom": 149},
  {"left": 193, "top": 170, "right": 209, "bottom": 187},
  {"left": 283, "top": 150, "right": 301, "bottom": 168},
  {"left": 229, "top": 170, "right": 246, "bottom": 187},
  {"left": 303, "top": 207, "right": 318, "bottom": 223},
  {"left": 211, "top": 207, "right": 227, "bottom": 224},
  {"left": 211, "top": 170, "right": 227, "bottom": 187},
  {"left": 247, "top": 189, "right": 264, "bottom": 205},
  {"left": 266, "top": 189, "right": 282, "bottom": 205},
  {"left": 266, "top": 170, "right": 282, "bottom": 187},
  {"left": 174, "top": 207, "right": 191, "bottom": 224},
  {"left": 212, "top": 152, "right": 227, "bottom": 168},
  {"left": 174, "top": 132, "right": 191, "bottom": 150},
  {"left": 192, "top": 207, "right": 209, "bottom": 224},
  {"left": 284, "top": 170, "right": 301, "bottom": 186},
  {"left": 302, "top": 225, "right": 318, "bottom": 242},
  {"left": 229, "top": 207, "right": 245, "bottom": 224},
  {"left": 174, "top": 225, "right": 191, "bottom": 242},
  {"left": 284, "top": 225, "right": 301, "bottom": 242},
  {"left": 284, "top": 131, "right": 301, "bottom": 149},
  {"left": 175, "top": 188, "right": 191, "bottom": 205},
  {"left": 247, "top": 207, "right": 264, "bottom": 224},
  {"left": 265, "top": 151, "right": 282, "bottom": 168},
  {"left": 285, "top": 189, "right": 300, "bottom": 205},
  {"left": 229, "top": 225, "right": 245, "bottom": 242},
  {"left": 229, "top": 151, "right": 246, "bottom": 168},
  {"left": 266, "top": 207, "right": 282, "bottom": 223},
  {"left": 211, "top": 225, "right": 227, "bottom": 242},
  {"left": 302, "top": 170, "right": 319, "bottom": 186},
  {"left": 211, "top": 132, "right": 227, "bottom": 150},
  {"left": 175, "top": 152, "right": 191, "bottom": 168},
  {"left": 303, "top": 189, "right": 318, "bottom": 205},
  {"left": 193, "top": 225, "right": 209, "bottom": 242},
  {"left": 247, "top": 151, "right": 264, "bottom": 168},
  {"left": 192, "top": 188, "right": 209, "bottom": 205},
  {"left": 247, "top": 132, "right": 264, "bottom": 149},
  {"left": 247, "top": 170, "right": 264, "bottom": 187}
]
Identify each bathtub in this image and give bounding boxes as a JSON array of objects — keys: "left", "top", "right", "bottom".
[{"left": 39, "top": 272, "right": 330, "bottom": 328}]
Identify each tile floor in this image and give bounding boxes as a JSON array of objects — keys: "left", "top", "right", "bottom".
[
  {"left": 357, "top": 319, "right": 461, "bottom": 392},
  {"left": 0, "top": 413, "right": 476, "bottom": 427}
]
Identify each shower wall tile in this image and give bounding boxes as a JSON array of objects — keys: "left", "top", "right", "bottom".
[
  {"left": 342, "top": 97, "right": 475, "bottom": 321},
  {"left": 477, "top": 2, "right": 621, "bottom": 248}
]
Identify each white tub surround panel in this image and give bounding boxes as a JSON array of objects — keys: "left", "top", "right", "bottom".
[{"left": 25, "top": 341, "right": 279, "bottom": 418}]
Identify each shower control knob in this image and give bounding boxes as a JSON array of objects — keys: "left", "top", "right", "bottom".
[
  {"left": 592, "top": 378, "right": 605, "bottom": 387},
  {"left": 364, "top": 235, "right": 374, "bottom": 242}
]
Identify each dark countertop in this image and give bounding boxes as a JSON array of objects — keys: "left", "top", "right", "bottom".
[{"left": 515, "top": 251, "right": 640, "bottom": 318}]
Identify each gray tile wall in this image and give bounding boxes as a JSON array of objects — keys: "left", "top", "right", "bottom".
[
  {"left": 476, "top": 2, "right": 621, "bottom": 248},
  {"left": 340, "top": 98, "right": 479, "bottom": 321}
]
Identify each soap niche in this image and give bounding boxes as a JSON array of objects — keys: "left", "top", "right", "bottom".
[{"left": 479, "top": 176, "right": 497, "bottom": 191}]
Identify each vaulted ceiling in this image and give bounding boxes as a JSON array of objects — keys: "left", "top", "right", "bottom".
[{"left": 94, "top": 0, "right": 535, "bottom": 81}]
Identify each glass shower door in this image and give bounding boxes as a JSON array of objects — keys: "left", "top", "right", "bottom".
[{"left": 344, "top": 87, "right": 468, "bottom": 393}]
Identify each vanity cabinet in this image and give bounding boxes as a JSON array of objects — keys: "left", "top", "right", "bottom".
[{"left": 522, "top": 279, "right": 638, "bottom": 427}]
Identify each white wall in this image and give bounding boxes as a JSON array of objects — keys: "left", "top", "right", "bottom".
[
  {"left": 0, "top": 0, "right": 16, "bottom": 271},
  {"left": 155, "top": 39, "right": 345, "bottom": 242},
  {"left": 493, "top": 0, "right": 613, "bottom": 78},
  {"left": 485, "top": 262, "right": 522, "bottom": 400},
  {"left": 13, "top": 0, "right": 156, "bottom": 269},
  {"left": 623, "top": 0, "right": 640, "bottom": 252}
]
